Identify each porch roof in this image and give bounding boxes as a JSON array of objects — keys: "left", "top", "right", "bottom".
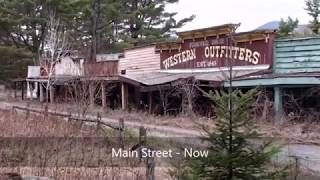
[
  {"left": 119, "top": 69, "right": 265, "bottom": 86},
  {"left": 224, "top": 72, "right": 320, "bottom": 87}
]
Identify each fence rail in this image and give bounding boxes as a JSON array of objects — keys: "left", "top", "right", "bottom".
[{"left": 11, "top": 105, "right": 123, "bottom": 131}]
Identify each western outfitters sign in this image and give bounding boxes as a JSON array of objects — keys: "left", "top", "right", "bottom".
[{"left": 160, "top": 34, "right": 274, "bottom": 70}]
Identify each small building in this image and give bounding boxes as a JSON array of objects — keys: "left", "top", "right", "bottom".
[{"left": 228, "top": 37, "right": 320, "bottom": 122}]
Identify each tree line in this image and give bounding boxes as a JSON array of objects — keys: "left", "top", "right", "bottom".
[
  {"left": 0, "top": 0, "right": 194, "bottom": 82},
  {"left": 278, "top": 0, "right": 320, "bottom": 37}
]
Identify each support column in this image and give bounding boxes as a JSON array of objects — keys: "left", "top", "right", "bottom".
[
  {"left": 148, "top": 92, "right": 152, "bottom": 114},
  {"left": 274, "top": 86, "right": 283, "bottom": 124},
  {"left": 121, "top": 82, "right": 128, "bottom": 110},
  {"left": 135, "top": 87, "right": 141, "bottom": 109},
  {"left": 49, "top": 85, "right": 55, "bottom": 103},
  {"left": 89, "top": 83, "right": 95, "bottom": 107},
  {"left": 13, "top": 82, "right": 17, "bottom": 98},
  {"left": 39, "top": 83, "right": 44, "bottom": 102},
  {"left": 21, "top": 81, "right": 25, "bottom": 100},
  {"left": 101, "top": 82, "right": 107, "bottom": 108},
  {"left": 27, "top": 81, "right": 33, "bottom": 100}
]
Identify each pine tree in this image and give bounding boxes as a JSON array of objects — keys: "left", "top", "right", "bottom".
[
  {"left": 0, "top": 0, "right": 75, "bottom": 63},
  {"left": 0, "top": 46, "right": 33, "bottom": 82},
  {"left": 181, "top": 89, "right": 287, "bottom": 180},
  {"left": 277, "top": 17, "right": 299, "bottom": 37},
  {"left": 305, "top": 0, "right": 320, "bottom": 34},
  {"left": 120, "top": 0, "right": 195, "bottom": 45}
]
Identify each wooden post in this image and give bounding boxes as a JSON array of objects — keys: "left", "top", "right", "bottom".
[
  {"left": 44, "top": 104, "right": 48, "bottom": 120},
  {"left": 96, "top": 112, "right": 101, "bottom": 131},
  {"left": 67, "top": 112, "right": 72, "bottom": 122},
  {"left": 49, "top": 85, "right": 55, "bottom": 103},
  {"left": 25, "top": 103, "right": 30, "bottom": 120},
  {"left": 138, "top": 127, "right": 155, "bottom": 180},
  {"left": 134, "top": 87, "right": 141, "bottom": 109},
  {"left": 148, "top": 92, "right": 152, "bottom": 114},
  {"left": 27, "top": 81, "right": 33, "bottom": 101},
  {"left": 119, "top": 118, "right": 124, "bottom": 149},
  {"left": 13, "top": 82, "right": 17, "bottom": 99},
  {"left": 146, "top": 150, "right": 155, "bottom": 180},
  {"left": 139, "top": 126, "right": 147, "bottom": 146},
  {"left": 39, "top": 83, "right": 44, "bottom": 102},
  {"left": 21, "top": 81, "right": 25, "bottom": 100},
  {"left": 121, "top": 82, "right": 128, "bottom": 110},
  {"left": 89, "top": 83, "right": 95, "bottom": 107},
  {"left": 274, "top": 86, "right": 283, "bottom": 124},
  {"left": 101, "top": 82, "right": 106, "bottom": 108}
]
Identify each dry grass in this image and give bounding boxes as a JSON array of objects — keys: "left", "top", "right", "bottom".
[
  {"left": 5, "top": 99, "right": 320, "bottom": 144},
  {"left": 0, "top": 110, "right": 172, "bottom": 180}
]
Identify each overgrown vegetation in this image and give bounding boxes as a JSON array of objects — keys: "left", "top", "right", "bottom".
[{"left": 170, "top": 89, "right": 287, "bottom": 180}]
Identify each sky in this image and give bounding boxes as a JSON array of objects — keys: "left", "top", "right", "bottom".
[{"left": 166, "top": 0, "right": 310, "bottom": 32}]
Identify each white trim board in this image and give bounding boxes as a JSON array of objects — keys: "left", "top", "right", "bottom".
[{"left": 159, "top": 65, "right": 270, "bottom": 74}]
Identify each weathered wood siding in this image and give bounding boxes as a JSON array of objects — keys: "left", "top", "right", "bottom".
[
  {"left": 84, "top": 61, "right": 118, "bottom": 76},
  {"left": 119, "top": 46, "right": 160, "bottom": 75},
  {"left": 275, "top": 37, "right": 320, "bottom": 73},
  {"left": 55, "top": 57, "right": 84, "bottom": 76}
]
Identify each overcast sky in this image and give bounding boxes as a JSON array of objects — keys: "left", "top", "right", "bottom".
[{"left": 166, "top": 0, "right": 310, "bottom": 32}]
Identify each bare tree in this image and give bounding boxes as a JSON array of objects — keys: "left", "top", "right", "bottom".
[
  {"left": 67, "top": 80, "right": 102, "bottom": 117},
  {"left": 174, "top": 78, "right": 199, "bottom": 116},
  {"left": 157, "top": 85, "right": 179, "bottom": 116},
  {"left": 41, "top": 12, "right": 70, "bottom": 103}
]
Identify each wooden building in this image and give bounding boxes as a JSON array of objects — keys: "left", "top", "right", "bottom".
[
  {"left": 229, "top": 37, "right": 320, "bottom": 122},
  {"left": 18, "top": 23, "right": 320, "bottom": 121},
  {"left": 118, "top": 24, "right": 276, "bottom": 114}
]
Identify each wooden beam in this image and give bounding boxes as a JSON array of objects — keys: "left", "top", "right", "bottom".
[
  {"left": 121, "top": 82, "right": 128, "bottom": 110},
  {"left": 274, "top": 86, "right": 283, "bottom": 124}
]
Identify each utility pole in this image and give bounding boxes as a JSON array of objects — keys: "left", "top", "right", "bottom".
[{"left": 227, "top": 23, "right": 240, "bottom": 180}]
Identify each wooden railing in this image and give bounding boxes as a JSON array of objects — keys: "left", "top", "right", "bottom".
[{"left": 84, "top": 61, "right": 118, "bottom": 77}]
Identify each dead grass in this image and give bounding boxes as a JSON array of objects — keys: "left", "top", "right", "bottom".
[{"left": 0, "top": 110, "right": 172, "bottom": 179}]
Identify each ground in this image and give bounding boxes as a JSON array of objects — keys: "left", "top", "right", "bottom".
[{"left": 0, "top": 89, "right": 320, "bottom": 179}]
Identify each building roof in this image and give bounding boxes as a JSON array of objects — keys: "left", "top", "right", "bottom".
[
  {"left": 178, "top": 24, "right": 239, "bottom": 40},
  {"left": 120, "top": 69, "right": 266, "bottom": 86},
  {"left": 226, "top": 72, "right": 320, "bottom": 87}
]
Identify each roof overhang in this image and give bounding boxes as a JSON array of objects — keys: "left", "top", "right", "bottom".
[{"left": 178, "top": 24, "right": 239, "bottom": 40}]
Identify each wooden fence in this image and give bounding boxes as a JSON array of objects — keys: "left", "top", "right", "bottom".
[
  {"left": 10, "top": 104, "right": 155, "bottom": 179},
  {"left": 11, "top": 105, "right": 123, "bottom": 131}
]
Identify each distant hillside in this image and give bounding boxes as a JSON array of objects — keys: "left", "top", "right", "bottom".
[
  {"left": 256, "top": 21, "right": 312, "bottom": 36},
  {"left": 256, "top": 21, "right": 280, "bottom": 30}
]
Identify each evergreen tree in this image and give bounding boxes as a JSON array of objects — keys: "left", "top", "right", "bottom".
[
  {"left": 0, "top": 46, "right": 33, "bottom": 82},
  {"left": 120, "top": 0, "right": 195, "bottom": 45},
  {"left": 0, "top": 0, "right": 74, "bottom": 63},
  {"left": 181, "top": 89, "right": 287, "bottom": 180},
  {"left": 305, "top": 0, "right": 320, "bottom": 34},
  {"left": 277, "top": 17, "right": 299, "bottom": 37}
]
